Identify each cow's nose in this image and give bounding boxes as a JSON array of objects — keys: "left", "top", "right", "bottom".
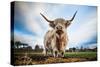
[{"left": 56, "top": 26, "right": 62, "bottom": 30}]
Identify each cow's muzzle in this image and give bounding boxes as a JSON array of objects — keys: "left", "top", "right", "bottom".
[{"left": 56, "top": 30, "right": 63, "bottom": 35}]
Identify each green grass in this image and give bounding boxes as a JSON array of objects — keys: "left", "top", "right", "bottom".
[
  {"left": 14, "top": 51, "right": 97, "bottom": 59},
  {"left": 64, "top": 52, "right": 97, "bottom": 60}
]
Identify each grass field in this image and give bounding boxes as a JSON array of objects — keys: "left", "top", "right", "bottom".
[
  {"left": 64, "top": 52, "right": 97, "bottom": 59},
  {"left": 13, "top": 51, "right": 97, "bottom": 65}
]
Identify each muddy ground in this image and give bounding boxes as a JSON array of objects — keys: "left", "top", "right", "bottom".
[{"left": 14, "top": 54, "right": 97, "bottom": 65}]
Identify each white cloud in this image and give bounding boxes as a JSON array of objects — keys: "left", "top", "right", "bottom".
[
  {"left": 15, "top": 2, "right": 46, "bottom": 36},
  {"left": 67, "top": 16, "right": 97, "bottom": 48}
]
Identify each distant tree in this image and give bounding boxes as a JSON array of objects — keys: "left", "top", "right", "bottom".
[
  {"left": 72, "top": 47, "right": 76, "bottom": 52},
  {"left": 27, "top": 46, "right": 32, "bottom": 49},
  {"left": 35, "top": 44, "right": 40, "bottom": 50},
  {"left": 69, "top": 48, "right": 73, "bottom": 52},
  {"left": 22, "top": 43, "right": 28, "bottom": 48},
  {"left": 34, "top": 44, "right": 44, "bottom": 52},
  {"left": 15, "top": 41, "right": 21, "bottom": 48}
]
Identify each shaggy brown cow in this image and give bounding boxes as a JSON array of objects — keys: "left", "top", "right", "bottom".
[{"left": 40, "top": 11, "right": 77, "bottom": 57}]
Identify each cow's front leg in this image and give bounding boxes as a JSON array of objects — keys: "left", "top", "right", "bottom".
[
  {"left": 61, "top": 50, "right": 65, "bottom": 57},
  {"left": 50, "top": 49, "right": 53, "bottom": 57},
  {"left": 43, "top": 48, "right": 46, "bottom": 56},
  {"left": 60, "top": 42, "right": 66, "bottom": 57},
  {"left": 55, "top": 50, "right": 58, "bottom": 57},
  {"left": 46, "top": 48, "right": 49, "bottom": 56},
  {"left": 53, "top": 49, "right": 58, "bottom": 57},
  {"left": 43, "top": 48, "right": 48, "bottom": 56}
]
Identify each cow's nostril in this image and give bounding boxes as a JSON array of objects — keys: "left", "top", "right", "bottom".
[
  {"left": 56, "top": 27, "right": 59, "bottom": 29},
  {"left": 56, "top": 26, "right": 62, "bottom": 30},
  {"left": 60, "top": 27, "right": 62, "bottom": 29}
]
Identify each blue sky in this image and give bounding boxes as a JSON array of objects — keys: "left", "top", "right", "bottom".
[{"left": 13, "top": 2, "right": 97, "bottom": 49}]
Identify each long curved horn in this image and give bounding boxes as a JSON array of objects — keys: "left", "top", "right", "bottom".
[
  {"left": 40, "top": 13, "right": 53, "bottom": 23},
  {"left": 70, "top": 11, "right": 77, "bottom": 22}
]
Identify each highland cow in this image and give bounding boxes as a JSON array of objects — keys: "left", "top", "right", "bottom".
[{"left": 40, "top": 11, "right": 77, "bottom": 57}]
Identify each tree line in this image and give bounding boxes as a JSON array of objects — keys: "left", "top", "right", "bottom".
[
  {"left": 11, "top": 40, "right": 97, "bottom": 52},
  {"left": 11, "top": 40, "right": 43, "bottom": 52}
]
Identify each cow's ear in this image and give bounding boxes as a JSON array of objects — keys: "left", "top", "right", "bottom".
[
  {"left": 49, "top": 22, "right": 55, "bottom": 28},
  {"left": 65, "top": 21, "right": 71, "bottom": 28}
]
